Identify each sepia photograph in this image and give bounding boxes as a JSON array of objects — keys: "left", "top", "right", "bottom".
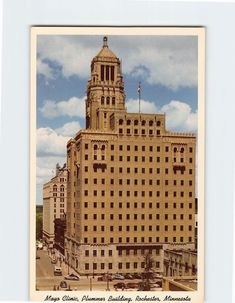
[{"left": 30, "top": 27, "right": 205, "bottom": 302}]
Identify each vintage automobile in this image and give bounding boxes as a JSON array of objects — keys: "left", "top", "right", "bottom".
[
  {"left": 64, "top": 273, "right": 80, "bottom": 281},
  {"left": 60, "top": 280, "right": 68, "bottom": 289},
  {"left": 114, "top": 282, "right": 126, "bottom": 289},
  {"left": 112, "top": 274, "right": 125, "bottom": 280}
]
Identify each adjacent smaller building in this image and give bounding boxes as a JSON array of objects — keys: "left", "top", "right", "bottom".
[
  {"left": 164, "top": 249, "right": 197, "bottom": 277},
  {"left": 43, "top": 163, "right": 67, "bottom": 248}
]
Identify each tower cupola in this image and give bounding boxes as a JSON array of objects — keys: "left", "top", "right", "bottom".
[{"left": 85, "top": 37, "right": 126, "bottom": 130}]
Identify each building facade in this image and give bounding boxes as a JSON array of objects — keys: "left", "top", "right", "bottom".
[
  {"left": 164, "top": 249, "right": 197, "bottom": 277},
  {"left": 65, "top": 37, "right": 196, "bottom": 275},
  {"left": 43, "top": 163, "right": 67, "bottom": 248}
]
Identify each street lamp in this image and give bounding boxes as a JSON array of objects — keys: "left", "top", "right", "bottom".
[{"left": 106, "top": 272, "right": 110, "bottom": 291}]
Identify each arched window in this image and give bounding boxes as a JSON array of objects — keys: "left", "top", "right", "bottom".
[
  {"left": 174, "top": 147, "right": 177, "bottom": 153},
  {"left": 94, "top": 144, "right": 98, "bottom": 150},
  {"left": 101, "top": 96, "right": 104, "bottom": 105},
  {"left": 141, "top": 120, "right": 146, "bottom": 126},
  {"left": 119, "top": 119, "right": 124, "bottom": 125},
  {"left": 134, "top": 120, "right": 138, "bottom": 126},
  {"left": 157, "top": 121, "right": 161, "bottom": 127},
  {"left": 180, "top": 147, "right": 184, "bottom": 153},
  {"left": 106, "top": 97, "right": 110, "bottom": 105},
  {"left": 127, "top": 119, "right": 131, "bottom": 126},
  {"left": 101, "top": 145, "right": 105, "bottom": 151},
  {"left": 149, "top": 120, "right": 154, "bottom": 127},
  {"left": 112, "top": 97, "right": 115, "bottom": 105}
]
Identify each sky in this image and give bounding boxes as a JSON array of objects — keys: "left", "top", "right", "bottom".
[{"left": 36, "top": 34, "right": 198, "bottom": 204}]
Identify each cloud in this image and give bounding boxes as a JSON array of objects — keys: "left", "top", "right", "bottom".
[
  {"left": 37, "top": 58, "right": 55, "bottom": 80},
  {"left": 37, "top": 127, "right": 70, "bottom": 157},
  {"left": 126, "top": 98, "right": 197, "bottom": 132},
  {"left": 37, "top": 35, "right": 197, "bottom": 89},
  {"left": 55, "top": 121, "right": 81, "bottom": 137},
  {"left": 126, "top": 98, "right": 157, "bottom": 113},
  {"left": 39, "top": 96, "right": 86, "bottom": 118},
  {"left": 160, "top": 100, "right": 197, "bottom": 132}
]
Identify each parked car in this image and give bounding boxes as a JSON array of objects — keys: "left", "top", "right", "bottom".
[
  {"left": 114, "top": 282, "right": 126, "bottom": 289},
  {"left": 124, "top": 273, "right": 133, "bottom": 280},
  {"left": 97, "top": 275, "right": 112, "bottom": 281},
  {"left": 54, "top": 266, "right": 62, "bottom": 276},
  {"left": 126, "top": 282, "right": 139, "bottom": 289},
  {"left": 64, "top": 273, "right": 80, "bottom": 281},
  {"left": 60, "top": 280, "right": 68, "bottom": 289},
  {"left": 133, "top": 273, "right": 142, "bottom": 279},
  {"left": 37, "top": 243, "right": 43, "bottom": 250},
  {"left": 51, "top": 257, "right": 57, "bottom": 264},
  {"left": 112, "top": 274, "right": 125, "bottom": 280}
]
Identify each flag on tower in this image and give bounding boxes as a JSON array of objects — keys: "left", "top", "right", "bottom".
[
  {"left": 138, "top": 82, "right": 141, "bottom": 113},
  {"left": 137, "top": 82, "right": 141, "bottom": 94}
]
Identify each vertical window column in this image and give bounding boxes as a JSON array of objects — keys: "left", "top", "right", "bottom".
[{"left": 106, "top": 65, "right": 109, "bottom": 81}]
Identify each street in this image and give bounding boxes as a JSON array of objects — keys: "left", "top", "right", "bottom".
[
  {"left": 36, "top": 250, "right": 141, "bottom": 291},
  {"left": 36, "top": 250, "right": 162, "bottom": 291}
]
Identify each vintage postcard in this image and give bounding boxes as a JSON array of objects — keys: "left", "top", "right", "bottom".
[{"left": 30, "top": 27, "right": 205, "bottom": 302}]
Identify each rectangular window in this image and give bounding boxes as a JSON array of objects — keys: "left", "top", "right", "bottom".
[
  {"left": 101, "top": 65, "right": 104, "bottom": 81},
  {"left": 111, "top": 66, "right": 114, "bottom": 81},
  {"left": 106, "top": 65, "right": 109, "bottom": 80}
]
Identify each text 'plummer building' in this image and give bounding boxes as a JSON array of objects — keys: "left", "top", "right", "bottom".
[{"left": 65, "top": 37, "right": 196, "bottom": 275}]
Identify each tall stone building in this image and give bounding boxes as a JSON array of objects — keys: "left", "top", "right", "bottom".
[
  {"left": 43, "top": 163, "right": 67, "bottom": 248},
  {"left": 65, "top": 37, "right": 196, "bottom": 275}
]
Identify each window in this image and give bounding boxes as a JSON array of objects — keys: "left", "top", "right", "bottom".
[
  {"left": 85, "top": 263, "right": 89, "bottom": 270},
  {"left": 85, "top": 250, "right": 89, "bottom": 257}
]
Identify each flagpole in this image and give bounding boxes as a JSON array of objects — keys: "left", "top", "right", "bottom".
[{"left": 138, "top": 82, "right": 141, "bottom": 113}]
